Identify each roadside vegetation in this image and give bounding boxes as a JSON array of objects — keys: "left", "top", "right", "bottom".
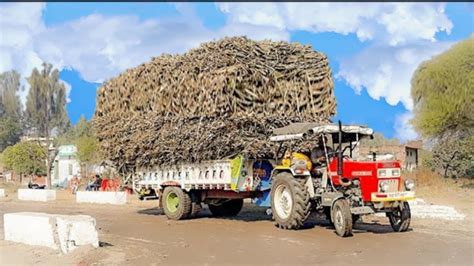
[
  {"left": 0, "top": 63, "right": 100, "bottom": 186},
  {"left": 411, "top": 36, "right": 473, "bottom": 179}
]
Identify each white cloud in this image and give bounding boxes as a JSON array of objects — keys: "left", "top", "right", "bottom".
[
  {"left": 1, "top": 3, "right": 288, "bottom": 98},
  {"left": 0, "top": 2, "right": 459, "bottom": 140},
  {"left": 61, "top": 80, "right": 72, "bottom": 103},
  {"left": 394, "top": 111, "right": 418, "bottom": 142},
  {"left": 218, "top": 3, "right": 452, "bottom": 46},
  {"left": 0, "top": 3, "right": 46, "bottom": 105},
  {"left": 337, "top": 42, "right": 453, "bottom": 110}
]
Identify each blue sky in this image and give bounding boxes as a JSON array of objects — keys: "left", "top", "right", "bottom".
[{"left": 1, "top": 3, "right": 472, "bottom": 141}]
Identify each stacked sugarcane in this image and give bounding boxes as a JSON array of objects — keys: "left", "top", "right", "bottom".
[{"left": 94, "top": 36, "right": 336, "bottom": 170}]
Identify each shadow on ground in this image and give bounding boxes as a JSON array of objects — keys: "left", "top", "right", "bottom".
[{"left": 137, "top": 203, "right": 403, "bottom": 235}]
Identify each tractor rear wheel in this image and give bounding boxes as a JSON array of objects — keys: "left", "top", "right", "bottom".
[
  {"left": 271, "top": 173, "right": 310, "bottom": 230},
  {"left": 162, "top": 186, "right": 192, "bottom": 220},
  {"left": 332, "top": 199, "right": 353, "bottom": 237},
  {"left": 388, "top": 201, "right": 411, "bottom": 232},
  {"left": 208, "top": 199, "right": 243, "bottom": 217}
]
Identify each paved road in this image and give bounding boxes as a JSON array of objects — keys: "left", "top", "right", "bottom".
[{"left": 0, "top": 196, "right": 472, "bottom": 265}]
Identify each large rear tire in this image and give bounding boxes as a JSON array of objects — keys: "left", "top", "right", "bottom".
[
  {"left": 162, "top": 186, "right": 192, "bottom": 220},
  {"left": 332, "top": 199, "right": 353, "bottom": 237},
  {"left": 388, "top": 201, "right": 411, "bottom": 232},
  {"left": 208, "top": 199, "right": 243, "bottom": 217},
  {"left": 271, "top": 173, "right": 310, "bottom": 230}
]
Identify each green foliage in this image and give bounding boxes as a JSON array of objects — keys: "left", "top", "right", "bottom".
[
  {"left": 411, "top": 36, "right": 474, "bottom": 137},
  {"left": 0, "top": 70, "right": 23, "bottom": 151},
  {"left": 0, "top": 70, "right": 23, "bottom": 119},
  {"left": 25, "top": 63, "right": 70, "bottom": 137},
  {"left": 360, "top": 133, "right": 400, "bottom": 147},
  {"left": 429, "top": 131, "right": 474, "bottom": 178},
  {"left": 0, "top": 117, "right": 22, "bottom": 152},
  {"left": 1, "top": 141, "right": 46, "bottom": 175},
  {"left": 411, "top": 37, "right": 474, "bottom": 178},
  {"left": 76, "top": 135, "right": 99, "bottom": 164},
  {"left": 59, "top": 115, "right": 101, "bottom": 165}
]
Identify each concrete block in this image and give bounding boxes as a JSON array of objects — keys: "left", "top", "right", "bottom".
[
  {"left": 0, "top": 188, "right": 5, "bottom": 197},
  {"left": 56, "top": 215, "right": 100, "bottom": 253},
  {"left": 17, "top": 189, "right": 56, "bottom": 202},
  {"left": 4, "top": 213, "right": 56, "bottom": 249},
  {"left": 4, "top": 212, "right": 99, "bottom": 254},
  {"left": 76, "top": 191, "right": 127, "bottom": 205}
]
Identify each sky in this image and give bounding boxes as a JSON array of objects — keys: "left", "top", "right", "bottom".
[{"left": 1, "top": 3, "right": 472, "bottom": 142}]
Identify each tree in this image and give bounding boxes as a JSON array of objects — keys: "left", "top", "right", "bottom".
[
  {"left": 0, "top": 118, "right": 22, "bottom": 151},
  {"left": 411, "top": 36, "right": 474, "bottom": 178},
  {"left": 24, "top": 63, "right": 70, "bottom": 187},
  {"left": 1, "top": 141, "right": 46, "bottom": 178},
  {"left": 360, "top": 133, "right": 400, "bottom": 147},
  {"left": 0, "top": 70, "right": 23, "bottom": 152},
  {"left": 411, "top": 36, "right": 474, "bottom": 137}
]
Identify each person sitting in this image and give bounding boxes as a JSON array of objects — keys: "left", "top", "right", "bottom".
[
  {"left": 70, "top": 175, "right": 79, "bottom": 194},
  {"left": 310, "top": 136, "right": 334, "bottom": 168},
  {"left": 86, "top": 175, "right": 102, "bottom": 191}
]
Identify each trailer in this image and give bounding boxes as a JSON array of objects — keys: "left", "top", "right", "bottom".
[
  {"left": 133, "top": 155, "right": 274, "bottom": 219},
  {"left": 134, "top": 122, "right": 416, "bottom": 237}
]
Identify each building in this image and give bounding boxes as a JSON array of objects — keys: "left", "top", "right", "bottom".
[
  {"left": 51, "top": 144, "right": 81, "bottom": 187},
  {"left": 358, "top": 140, "right": 422, "bottom": 171}
]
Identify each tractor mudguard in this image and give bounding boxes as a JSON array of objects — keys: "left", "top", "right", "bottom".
[
  {"left": 271, "top": 166, "right": 311, "bottom": 178},
  {"left": 320, "top": 191, "right": 345, "bottom": 207}
]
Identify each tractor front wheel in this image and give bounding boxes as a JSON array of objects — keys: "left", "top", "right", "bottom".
[
  {"left": 271, "top": 173, "right": 310, "bottom": 230},
  {"left": 332, "top": 199, "right": 353, "bottom": 237},
  {"left": 162, "top": 186, "right": 192, "bottom": 220},
  {"left": 208, "top": 199, "right": 243, "bottom": 217},
  {"left": 387, "top": 201, "right": 411, "bottom": 232}
]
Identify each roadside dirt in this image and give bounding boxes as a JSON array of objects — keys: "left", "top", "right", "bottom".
[{"left": 0, "top": 190, "right": 473, "bottom": 265}]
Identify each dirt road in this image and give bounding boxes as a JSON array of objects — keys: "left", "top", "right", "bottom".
[{"left": 0, "top": 192, "right": 473, "bottom": 265}]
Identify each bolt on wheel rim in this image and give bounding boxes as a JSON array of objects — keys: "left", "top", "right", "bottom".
[
  {"left": 166, "top": 192, "right": 179, "bottom": 212},
  {"left": 274, "top": 184, "right": 293, "bottom": 220}
]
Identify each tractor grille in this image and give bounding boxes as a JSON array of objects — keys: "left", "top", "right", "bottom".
[{"left": 378, "top": 179, "right": 399, "bottom": 192}]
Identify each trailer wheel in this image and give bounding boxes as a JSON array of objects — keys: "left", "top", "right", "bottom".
[
  {"left": 208, "top": 199, "right": 243, "bottom": 217},
  {"left": 162, "top": 186, "right": 192, "bottom": 220},
  {"left": 271, "top": 172, "right": 310, "bottom": 230},
  {"left": 388, "top": 201, "right": 411, "bottom": 232},
  {"left": 332, "top": 199, "right": 353, "bottom": 237}
]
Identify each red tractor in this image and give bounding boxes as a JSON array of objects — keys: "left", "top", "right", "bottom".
[{"left": 269, "top": 121, "right": 415, "bottom": 237}]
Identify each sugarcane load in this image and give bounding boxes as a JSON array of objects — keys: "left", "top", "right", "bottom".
[
  {"left": 94, "top": 37, "right": 416, "bottom": 237},
  {"left": 94, "top": 36, "right": 336, "bottom": 169}
]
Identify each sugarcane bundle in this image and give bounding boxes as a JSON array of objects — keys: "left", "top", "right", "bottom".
[{"left": 94, "top": 36, "right": 336, "bottom": 169}]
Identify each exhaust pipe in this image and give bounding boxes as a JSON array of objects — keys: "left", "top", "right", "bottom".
[{"left": 337, "top": 120, "right": 343, "bottom": 176}]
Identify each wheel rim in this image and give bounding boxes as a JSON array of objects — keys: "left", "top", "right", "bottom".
[
  {"left": 335, "top": 208, "right": 344, "bottom": 231},
  {"left": 273, "top": 184, "right": 293, "bottom": 220},
  {"left": 390, "top": 210, "right": 402, "bottom": 226},
  {"left": 166, "top": 192, "right": 179, "bottom": 213}
]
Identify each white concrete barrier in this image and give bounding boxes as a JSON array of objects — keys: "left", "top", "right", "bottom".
[
  {"left": 0, "top": 188, "right": 5, "bottom": 197},
  {"left": 4, "top": 212, "right": 99, "bottom": 254},
  {"left": 17, "top": 189, "right": 56, "bottom": 202},
  {"left": 76, "top": 191, "right": 127, "bottom": 205}
]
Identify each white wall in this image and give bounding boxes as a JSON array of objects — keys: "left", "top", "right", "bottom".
[{"left": 53, "top": 159, "right": 81, "bottom": 187}]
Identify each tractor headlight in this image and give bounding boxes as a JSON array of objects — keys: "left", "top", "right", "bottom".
[
  {"left": 404, "top": 179, "right": 415, "bottom": 191},
  {"left": 379, "top": 181, "right": 389, "bottom": 192},
  {"left": 377, "top": 169, "right": 387, "bottom": 177},
  {"left": 392, "top": 169, "right": 401, "bottom": 177}
]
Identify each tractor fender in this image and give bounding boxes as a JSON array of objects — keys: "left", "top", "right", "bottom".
[
  {"left": 320, "top": 191, "right": 345, "bottom": 208},
  {"left": 271, "top": 167, "right": 311, "bottom": 178},
  {"left": 271, "top": 167, "right": 314, "bottom": 198}
]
